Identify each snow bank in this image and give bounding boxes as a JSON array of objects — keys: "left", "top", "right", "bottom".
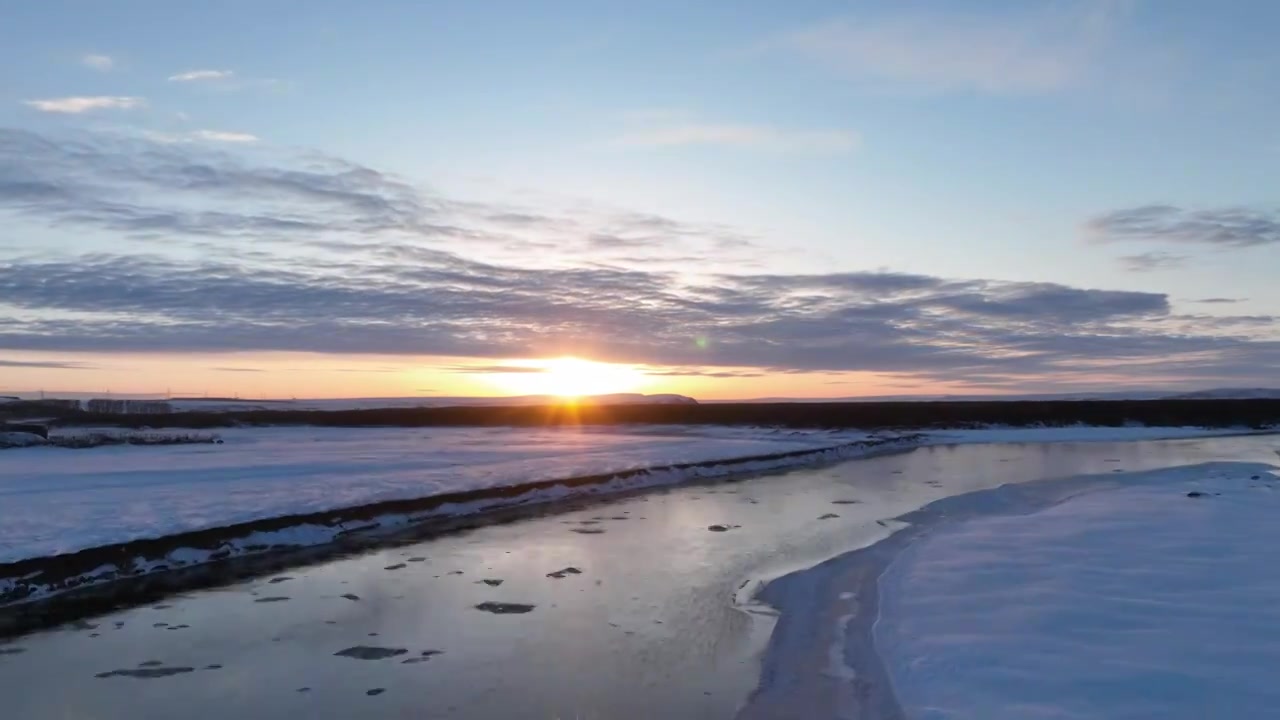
[{"left": 877, "top": 463, "right": 1280, "bottom": 719}]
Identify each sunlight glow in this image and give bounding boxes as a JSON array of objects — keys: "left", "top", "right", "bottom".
[{"left": 481, "top": 357, "right": 647, "bottom": 397}]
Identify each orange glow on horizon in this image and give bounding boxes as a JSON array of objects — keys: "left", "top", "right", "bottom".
[
  {"left": 477, "top": 357, "right": 648, "bottom": 397},
  {"left": 0, "top": 350, "right": 959, "bottom": 401}
]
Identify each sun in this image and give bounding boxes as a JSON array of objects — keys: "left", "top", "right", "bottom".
[{"left": 483, "top": 357, "right": 646, "bottom": 397}]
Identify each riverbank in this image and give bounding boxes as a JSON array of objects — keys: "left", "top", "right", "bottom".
[{"left": 741, "top": 435, "right": 1280, "bottom": 719}]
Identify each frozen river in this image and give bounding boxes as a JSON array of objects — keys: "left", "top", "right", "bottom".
[{"left": 0, "top": 434, "right": 1276, "bottom": 719}]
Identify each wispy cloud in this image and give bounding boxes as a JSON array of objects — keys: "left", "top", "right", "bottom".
[
  {"left": 643, "top": 368, "right": 766, "bottom": 378},
  {"left": 192, "top": 129, "right": 258, "bottom": 143},
  {"left": 441, "top": 364, "right": 547, "bottom": 374},
  {"left": 0, "top": 128, "right": 754, "bottom": 264},
  {"left": 168, "top": 69, "right": 234, "bottom": 82},
  {"left": 82, "top": 54, "right": 114, "bottom": 71},
  {"left": 615, "top": 122, "right": 857, "bottom": 154},
  {"left": 3, "top": 250, "right": 1270, "bottom": 390},
  {"left": 21, "top": 96, "right": 145, "bottom": 113},
  {"left": 145, "top": 129, "right": 260, "bottom": 144},
  {"left": 0, "top": 359, "right": 96, "bottom": 370},
  {"left": 1194, "top": 297, "right": 1245, "bottom": 304},
  {"left": 772, "top": 0, "right": 1127, "bottom": 94},
  {"left": 1120, "top": 251, "right": 1187, "bottom": 272},
  {"left": 1088, "top": 205, "right": 1280, "bottom": 248}
]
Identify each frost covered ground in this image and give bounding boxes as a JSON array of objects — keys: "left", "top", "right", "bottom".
[
  {"left": 877, "top": 462, "right": 1280, "bottom": 719},
  {"left": 0, "top": 425, "right": 1260, "bottom": 565}
]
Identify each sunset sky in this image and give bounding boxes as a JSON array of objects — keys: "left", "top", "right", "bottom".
[{"left": 1, "top": 0, "right": 1277, "bottom": 400}]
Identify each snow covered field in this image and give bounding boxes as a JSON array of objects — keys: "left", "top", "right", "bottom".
[
  {"left": 0, "top": 425, "right": 875, "bottom": 563},
  {"left": 877, "top": 463, "right": 1280, "bottom": 719},
  {"left": 0, "top": 425, "right": 1263, "bottom": 565}
]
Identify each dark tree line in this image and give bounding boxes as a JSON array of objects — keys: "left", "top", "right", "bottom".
[{"left": 24, "top": 398, "right": 1280, "bottom": 431}]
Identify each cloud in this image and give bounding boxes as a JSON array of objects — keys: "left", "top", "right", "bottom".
[
  {"left": 588, "top": 233, "right": 651, "bottom": 250},
  {"left": 0, "top": 127, "right": 439, "bottom": 238},
  {"left": 191, "top": 129, "right": 258, "bottom": 143},
  {"left": 21, "top": 96, "right": 145, "bottom": 113},
  {"left": 0, "top": 359, "right": 95, "bottom": 370},
  {"left": 165, "top": 70, "right": 282, "bottom": 93},
  {"left": 0, "top": 251, "right": 1272, "bottom": 389},
  {"left": 772, "top": 0, "right": 1126, "bottom": 94},
  {"left": 82, "top": 54, "right": 114, "bottom": 71},
  {"left": 441, "top": 364, "right": 547, "bottom": 374},
  {"left": 615, "top": 123, "right": 857, "bottom": 153},
  {"left": 0, "top": 128, "right": 755, "bottom": 265},
  {"left": 1194, "top": 297, "right": 1244, "bottom": 304},
  {"left": 168, "top": 69, "right": 234, "bottom": 82},
  {"left": 145, "top": 129, "right": 260, "bottom": 144},
  {"left": 1119, "top": 251, "right": 1187, "bottom": 272},
  {"left": 211, "top": 366, "right": 265, "bottom": 373},
  {"left": 643, "top": 368, "right": 766, "bottom": 378},
  {"left": 1088, "top": 205, "right": 1280, "bottom": 248},
  {"left": 0, "top": 127, "right": 1274, "bottom": 389}
]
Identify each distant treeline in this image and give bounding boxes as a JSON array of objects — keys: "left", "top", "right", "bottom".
[
  {"left": 21, "top": 399, "right": 1280, "bottom": 431},
  {"left": 1, "top": 399, "right": 172, "bottom": 415}
]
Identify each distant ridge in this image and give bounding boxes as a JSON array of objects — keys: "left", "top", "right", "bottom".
[{"left": 1164, "top": 388, "right": 1280, "bottom": 401}]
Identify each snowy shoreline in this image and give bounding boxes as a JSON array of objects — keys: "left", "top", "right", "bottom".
[{"left": 742, "top": 453, "right": 1280, "bottom": 719}]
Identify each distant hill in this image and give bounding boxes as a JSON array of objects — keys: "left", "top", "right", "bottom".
[{"left": 1164, "top": 388, "right": 1280, "bottom": 401}]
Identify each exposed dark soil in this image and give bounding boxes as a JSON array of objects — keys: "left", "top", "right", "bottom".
[{"left": 474, "top": 602, "right": 535, "bottom": 614}]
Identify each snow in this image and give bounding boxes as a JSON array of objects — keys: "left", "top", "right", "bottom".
[
  {"left": 876, "top": 463, "right": 1280, "bottom": 719},
  {"left": 0, "top": 424, "right": 872, "bottom": 563},
  {"left": 0, "top": 424, "right": 1266, "bottom": 567}
]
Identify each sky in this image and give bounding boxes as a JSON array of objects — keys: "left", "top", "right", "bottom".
[{"left": 0, "top": 0, "right": 1277, "bottom": 400}]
